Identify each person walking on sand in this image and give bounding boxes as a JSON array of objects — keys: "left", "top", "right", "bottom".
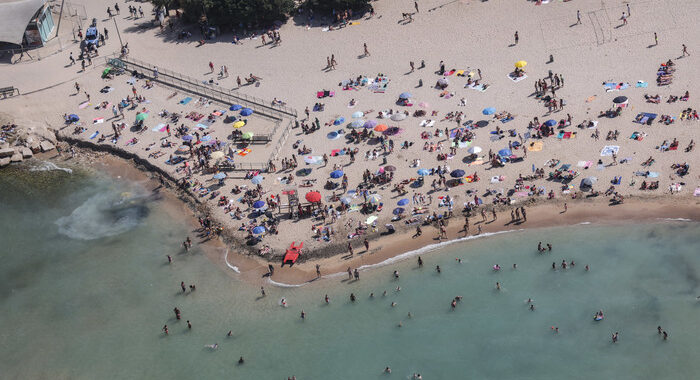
[
  {"left": 654, "top": 32, "right": 658, "bottom": 46},
  {"left": 209, "top": 61, "right": 214, "bottom": 73},
  {"left": 414, "top": 1, "right": 419, "bottom": 13},
  {"left": 576, "top": 10, "right": 581, "bottom": 25},
  {"left": 492, "top": 209, "right": 497, "bottom": 221},
  {"left": 364, "top": 238, "right": 370, "bottom": 252},
  {"left": 410, "top": 61, "right": 415, "bottom": 73},
  {"left": 563, "top": 203, "right": 568, "bottom": 213},
  {"left": 514, "top": 31, "right": 519, "bottom": 45},
  {"left": 316, "top": 264, "right": 321, "bottom": 278},
  {"left": 363, "top": 43, "right": 370, "bottom": 57},
  {"left": 347, "top": 242, "right": 354, "bottom": 256},
  {"left": 331, "top": 54, "right": 337, "bottom": 69},
  {"left": 621, "top": 12, "right": 627, "bottom": 26},
  {"left": 682, "top": 44, "right": 690, "bottom": 56},
  {"left": 69, "top": 52, "right": 75, "bottom": 65}
]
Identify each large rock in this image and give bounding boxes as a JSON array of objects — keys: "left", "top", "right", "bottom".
[
  {"left": 0, "top": 147, "right": 15, "bottom": 158},
  {"left": 10, "top": 153, "right": 23, "bottom": 162},
  {"left": 21, "top": 147, "right": 33, "bottom": 158},
  {"left": 28, "top": 140, "right": 41, "bottom": 153},
  {"left": 0, "top": 157, "right": 10, "bottom": 167},
  {"left": 40, "top": 141, "right": 55, "bottom": 152}
]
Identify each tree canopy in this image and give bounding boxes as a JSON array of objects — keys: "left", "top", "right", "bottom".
[{"left": 150, "top": 0, "right": 372, "bottom": 27}]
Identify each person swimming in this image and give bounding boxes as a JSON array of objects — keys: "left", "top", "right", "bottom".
[
  {"left": 350, "top": 293, "right": 356, "bottom": 302},
  {"left": 391, "top": 302, "right": 397, "bottom": 307},
  {"left": 206, "top": 343, "right": 219, "bottom": 349},
  {"left": 325, "top": 294, "right": 330, "bottom": 303},
  {"left": 280, "top": 298, "right": 288, "bottom": 307},
  {"left": 496, "top": 282, "right": 501, "bottom": 290},
  {"left": 493, "top": 264, "right": 501, "bottom": 271}
]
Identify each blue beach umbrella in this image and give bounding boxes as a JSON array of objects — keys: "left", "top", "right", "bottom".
[
  {"left": 352, "top": 111, "right": 364, "bottom": 119},
  {"left": 392, "top": 207, "right": 405, "bottom": 215},
  {"left": 213, "top": 172, "right": 227, "bottom": 179},
  {"left": 334, "top": 117, "right": 345, "bottom": 125},
  {"left": 182, "top": 135, "right": 194, "bottom": 141},
  {"left": 251, "top": 175, "right": 264, "bottom": 184},
  {"left": 230, "top": 104, "right": 243, "bottom": 111},
  {"left": 253, "top": 200, "right": 266, "bottom": 209},
  {"left": 327, "top": 131, "right": 340, "bottom": 140},
  {"left": 240, "top": 108, "right": 253, "bottom": 116},
  {"left": 450, "top": 169, "right": 465, "bottom": 178},
  {"left": 544, "top": 119, "right": 557, "bottom": 127},
  {"left": 482, "top": 107, "right": 496, "bottom": 115},
  {"left": 397, "top": 198, "right": 409, "bottom": 206},
  {"left": 363, "top": 119, "right": 378, "bottom": 129},
  {"left": 330, "top": 170, "right": 344, "bottom": 179},
  {"left": 498, "top": 148, "right": 512, "bottom": 157},
  {"left": 417, "top": 168, "right": 430, "bottom": 176},
  {"left": 201, "top": 135, "right": 212, "bottom": 142},
  {"left": 252, "top": 226, "right": 266, "bottom": 234},
  {"left": 399, "top": 92, "right": 412, "bottom": 99},
  {"left": 350, "top": 119, "right": 365, "bottom": 128},
  {"left": 68, "top": 114, "right": 80, "bottom": 122},
  {"left": 340, "top": 197, "right": 352, "bottom": 205}
]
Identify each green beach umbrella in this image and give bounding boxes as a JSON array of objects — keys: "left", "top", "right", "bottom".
[
  {"left": 242, "top": 132, "right": 254, "bottom": 140},
  {"left": 136, "top": 113, "right": 148, "bottom": 121}
]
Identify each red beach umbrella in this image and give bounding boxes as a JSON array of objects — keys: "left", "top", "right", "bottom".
[{"left": 305, "top": 191, "right": 322, "bottom": 203}]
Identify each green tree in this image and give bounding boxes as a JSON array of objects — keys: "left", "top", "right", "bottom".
[
  {"left": 156, "top": 0, "right": 295, "bottom": 27},
  {"left": 303, "top": 0, "right": 372, "bottom": 14}
]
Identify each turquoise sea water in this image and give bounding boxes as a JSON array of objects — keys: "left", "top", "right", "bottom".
[{"left": 1, "top": 162, "right": 700, "bottom": 379}]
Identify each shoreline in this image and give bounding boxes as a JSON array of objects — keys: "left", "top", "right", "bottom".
[{"left": 34, "top": 144, "right": 700, "bottom": 287}]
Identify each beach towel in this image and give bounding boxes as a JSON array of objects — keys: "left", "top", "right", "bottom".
[
  {"left": 563, "top": 132, "right": 572, "bottom": 139},
  {"left": 468, "top": 159, "right": 484, "bottom": 166},
  {"left": 89, "top": 131, "right": 99, "bottom": 139},
  {"left": 694, "top": 187, "right": 700, "bottom": 197},
  {"left": 238, "top": 148, "right": 252, "bottom": 156},
  {"left": 93, "top": 117, "right": 104, "bottom": 124},
  {"left": 635, "top": 81, "right": 648, "bottom": 88},
  {"left": 557, "top": 132, "right": 565, "bottom": 139},
  {"left": 527, "top": 141, "right": 543, "bottom": 152},
  {"left": 603, "top": 82, "right": 630, "bottom": 92},
  {"left": 179, "top": 97, "right": 192, "bottom": 105},
  {"left": 507, "top": 73, "right": 527, "bottom": 82},
  {"left": 455, "top": 70, "right": 465, "bottom": 77},
  {"left": 466, "top": 83, "right": 488, "bottom": 92},
  {"left": 600, "top": 145, "right": 619, "bottom": 156},
  {"left": 317, "top": 91, "right": 335, "bottom": 98},
  {"left": 647, "top": 172, "right": 659, "bottom": 178},
  {"left": 151, "top": 123, "right": 166, "bottom": 132},
  {"left": 79, "top": 101, "right": 90, "bottom": 109}
]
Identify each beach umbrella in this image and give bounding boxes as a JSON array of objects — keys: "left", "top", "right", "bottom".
[
  {"left": 297, "top": 168, "right": 312, "bottom": 176},
  {"left": 612, "top": 96, "right": 628, "bottom": 104},
  {"left": 327, "top": 131, "right": 340, "bottom": 140},
  {"left": 482, "top": 107, "right": 496, "bottom": 115},
  {"left": 230, "top": 104, "right": 243, "bottom": 111},
  {"left": 418, "top": 102, "right": 430, "bottom": 108},
  {"left": 366, "top": 215, "right": 378, "bottom": 224},
  {"left": 437, "top": 78, "right": 449, "bottom": 86},
  {"left": 468, "top": 146, "right": 482, "bottom": 154},
  {"left": 232, "top": 121, "right": 245, "bottom": 128},
  {"left": 252, "top": 226, "right": 266, "bottom": 234},
  {"left": 384, "top": 165, "right": 396, "bottom": 172},
  {"left": 211, "top": 151, "right": 225, "bottom": 160},
  {"left": 374, "top": 124, "right": 388, "bottom": 132},
  {"left": 201, "top": 135, "right": 212, "bottom": 142},
  {"left": 240, "top": 108, "right": 253, "bottom": 116},
  {"left": 251, "top": 175, "right": 264, "bottom": 184},
  {"left": 363, "top": 119, "right": 378, "bottom": 129},
  {"left": 515, "top": 60, "right": 527, "bottom": 68},
  {"left": 242, "top": 132, "right": 254, "bottom": 139},
  {"left": 68, "top": 114, "right": 80, "bottom": 122},
  {"left": 581, "top": 177, "right": 598, "bottom": 187},
  {"left": 450, "top": 169, "right": 466, "bottom": 178},
  {"left": 544, "top": 119, "right": 557, "bottom": 127},
  {"left": 305, "top": 191, "right": 322, "bottom": 203},
  {"left": 397, "top": 198, "right": 409, "bottom": 206},
  {"left": 330, "top": 170, "right": 344, "bottom": 179},
  {"left": 368, "top": 194, "right": 382, "bottom": 204},
  {"left": 399, "top": 92, "right": 412, "bottom": 99},
  {"left": 417, "top": 168, "right": 430, "bottom": 176},
  {"left": 213, "top": 172, "right": 227, "bottom": 179},
  {"left": 391, "top": 113, "right": 407, "bottom": 121},
  {"left": 253, "top": 200, "right": 266, "bottom": 209},
  {"left": 340, "top": 197, "right": 352, "bottom": 205},
  {"left": 350, "top": 119, "right": 365, "bottom": 128},
  {"left": 393, "top": 207, "right": 405, "bottom": 215},
  {"left": 135, "top": 112, "right": 148, "bottom": 121},
  {"left": 352, "top": 111, "right": 364, "bottom": 119},
  {"left": 182, "top": 135, "right": 194, "bottom": 141},
  {"left": 334, "top": 117, "right": 345, "bottom": 125},
  {"left": 304, "top": 155, "right": 322, "bottom": 164},
  {"left": 498, "top": 148, "right": 512, "bottom": 157},
  {"left": 475, "top": 120, "right": 489, "bottom": 128}
]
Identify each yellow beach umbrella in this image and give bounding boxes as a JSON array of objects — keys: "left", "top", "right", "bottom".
[
  {"left": 515, "top": 60, "right": 527, "bottom": 68},
  {"left": 233, "top": 120, "right": 245, "bottom": 129}
]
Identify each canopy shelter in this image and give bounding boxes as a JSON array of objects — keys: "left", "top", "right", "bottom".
[{"left": 0, "top": 0, "right": 53, "bottom": 46}]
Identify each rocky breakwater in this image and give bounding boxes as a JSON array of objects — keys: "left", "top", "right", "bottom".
[{"left": 0, "top": 112, "right": 56, "bottom": 167}]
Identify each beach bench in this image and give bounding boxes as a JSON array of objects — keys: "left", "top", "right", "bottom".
[{"left": 0, "top": 86, "right": 19, "bottom": 98}]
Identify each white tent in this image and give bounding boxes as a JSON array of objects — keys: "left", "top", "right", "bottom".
[{"left": 0, "top": 0, "right": 48, "bottom": 46}]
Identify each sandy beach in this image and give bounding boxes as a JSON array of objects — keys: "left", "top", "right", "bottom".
[{"left": 2, "top": 0, "right": 700, "bottom": 286}]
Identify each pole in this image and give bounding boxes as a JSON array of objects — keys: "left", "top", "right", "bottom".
[
  {"left": 56, "top": 0, "right": 66, "bottom": 35},
  {"left": 113, "top": 17, "right": 123, "bottom": 49}
]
